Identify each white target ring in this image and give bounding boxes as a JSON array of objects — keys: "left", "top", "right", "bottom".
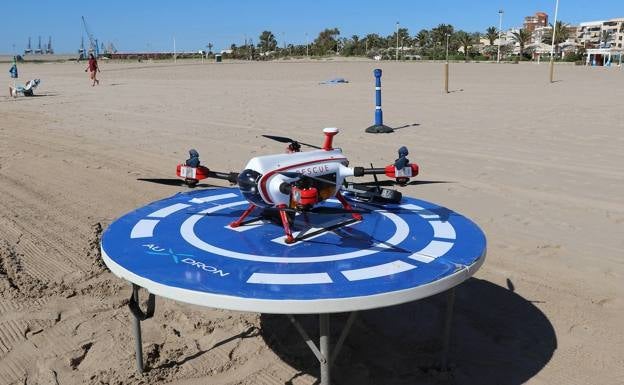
[{"left": 180, "top": 200, "right": 411, "bottom": 263}]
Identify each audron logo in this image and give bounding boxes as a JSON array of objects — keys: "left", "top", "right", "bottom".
[
  {"left": 181, "top": 258, "right": 230, "bottom": 277},
  {"left": 142, "top": 244, "right": 229, "bottom": 277}
]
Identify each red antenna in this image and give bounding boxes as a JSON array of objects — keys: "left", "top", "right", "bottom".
[{"left": 322, "top": 127, "right": 339, "bottom": 150}]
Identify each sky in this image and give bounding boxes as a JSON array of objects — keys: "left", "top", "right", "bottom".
[{"left": 1, "top": 0, "right": 622, "bottom": 54}]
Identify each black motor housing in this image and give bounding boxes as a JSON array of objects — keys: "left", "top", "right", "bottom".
[{"left": 237, "top": 169, "right": 269, "bottom": 207}]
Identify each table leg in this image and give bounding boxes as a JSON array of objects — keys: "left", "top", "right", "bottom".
[
  {"left": 320, "top": 313, "right": 330, "bottom": 385},
  {"left": 131, "top": 286, "right": 144, "bottom": 374},
  {"left": 128, "top": 283, "right": 156, "bottom": 374},
  {"left": 441, "top": 287, "right": 456, "bottom": 369}
]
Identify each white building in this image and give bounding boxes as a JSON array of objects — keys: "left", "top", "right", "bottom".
[{"left": 577, "top": 19, "right": 624, "bottom": 48}]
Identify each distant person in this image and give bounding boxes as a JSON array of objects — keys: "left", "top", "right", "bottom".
[
  {"left": 85, "top": 53, "right": 100, "bottom": 86},
  {"left": 186, "top": 149, "right": 200, "bottom": 167}
]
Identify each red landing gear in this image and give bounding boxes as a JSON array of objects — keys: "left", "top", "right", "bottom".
[
  {"left": 229, "top": 204, "right": 257, "bottom": 228},
  {"left": 335, "top": 191, "right": 363, "bottom": 221},
  {"left": 278, "top": 204, "right": 295, "bottom": 244}
]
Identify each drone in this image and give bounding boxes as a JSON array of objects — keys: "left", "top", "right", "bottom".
[{"left": 174, "top": 128, "right": 418, "bottom": 244}]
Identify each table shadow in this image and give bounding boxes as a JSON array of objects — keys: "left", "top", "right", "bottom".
[{"left": 259, "top": 277, "right": 556, "bottom": 385}]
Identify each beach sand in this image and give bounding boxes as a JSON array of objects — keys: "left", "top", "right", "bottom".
[{"left": 0, "top": 59, "right": 623, "bottom": 384}]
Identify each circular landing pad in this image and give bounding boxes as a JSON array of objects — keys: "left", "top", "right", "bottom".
[{"left": 101, "top": 188, "right": 486, "bottom": 314}]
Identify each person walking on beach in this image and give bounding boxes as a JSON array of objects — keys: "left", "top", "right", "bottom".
[{"left": 85, "top": 53, "right": 100, "bottom": 86}]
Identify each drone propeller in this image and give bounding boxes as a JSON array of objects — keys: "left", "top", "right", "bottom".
[
  {"left": 136, "top": 178, "right": 215, "bottom": 188},
  {"left": 352, "top": 179, "right": 451, "bottom": 187},
  {"left": 278, "top": 171, "right": 338, "bottom": 186},
  {"left": 279, "top": 205, "right": 369, "bottom": 215},
  {"left": 309, "top": 206, "right": 369, "bottom": 215},
  {"left": 262, "top": 134, "right": 322, "bottom": 150}
]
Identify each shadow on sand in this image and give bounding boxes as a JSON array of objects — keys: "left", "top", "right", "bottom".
[{"left": 259, "top": 277, "right": 556, "bottom": 385}]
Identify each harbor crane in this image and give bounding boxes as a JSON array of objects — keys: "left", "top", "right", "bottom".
[{"left": 81, "top": 16, "right": 99, "bottom": 57}]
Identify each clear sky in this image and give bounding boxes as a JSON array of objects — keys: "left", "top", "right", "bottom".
[{"left": 1, "top": 0, "right": 622, "bottom": 54}]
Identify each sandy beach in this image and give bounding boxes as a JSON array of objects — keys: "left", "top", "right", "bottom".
[{"left": 1, "top": 59, "right": 623, "bottom": 385}]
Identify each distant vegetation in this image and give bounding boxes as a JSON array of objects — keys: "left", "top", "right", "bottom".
[{"left": 214, "top": 23, "right": 565, "bottom": 61}]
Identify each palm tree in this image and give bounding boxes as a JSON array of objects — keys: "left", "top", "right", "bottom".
[
  {"left": 601, "top": 30, "right": 612, "bottom": 48},
  {"left": 351, "top": 35, "right": 361, "bottom": 55},
  {"left": 511, "top": 28, "right": 532, "bottom": 58},
  {"left": 415, "top": 29, "right": 431, "bottom": 48},
  {"left": 364, "top": 33, "right": 383, "bottom": 50},
  {"left": 486, "top": 26, "right": 498, "bottom": 45},
  {"left": 542, "top": 21, "right": 570, "bottom": 55},
  {"left": 455, "top": 31, "right": 473, "bottom": 62},
  {"left": 432, "top": 24, "right": 454, "bottom": 46}
]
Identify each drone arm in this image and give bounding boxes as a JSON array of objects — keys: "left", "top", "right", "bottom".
[
  {"left": 353, "top": 164, "right": 419, "bottom": 178},
  {"left": 207, "top": 170, "right": 239, "bottom": 184},
  {"left": 353, "top": 167, "right": 385, "bottom": 177}
]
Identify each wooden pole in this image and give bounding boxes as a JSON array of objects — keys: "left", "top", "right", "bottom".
[{"left": 444, "top": 62, "right": 449, "bottom": 93}]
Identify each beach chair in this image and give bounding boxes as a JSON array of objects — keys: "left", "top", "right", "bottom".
[{"left": 9, "top": 78, "right": 40, "bottom": 97}]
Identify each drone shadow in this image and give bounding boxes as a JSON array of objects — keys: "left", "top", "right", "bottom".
[
  {"left": 304, "top": 224, "right": 411, "bottom": 253},
  {"left": 259, "top": 277, "right": 556, "bottom": 385}
]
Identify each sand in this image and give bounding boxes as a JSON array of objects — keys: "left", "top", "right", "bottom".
[{"left": 0, "top": 59, "right": 623, "bottom": 385}]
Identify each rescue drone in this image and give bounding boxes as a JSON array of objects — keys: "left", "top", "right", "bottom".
[{"left": 175, "top": 128, "right": 418, "bottom": 244}]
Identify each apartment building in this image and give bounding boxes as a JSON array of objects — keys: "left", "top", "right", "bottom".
[
  {"left": 524, "top": 12, "right": 548, "bottom": 32},
  {"left": 577, "top": 19, "right": 624, "bottom": 48}
]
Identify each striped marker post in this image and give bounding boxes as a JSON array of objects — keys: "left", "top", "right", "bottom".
[{"left": 365, "top": 68, "right": 393, "bottom": 133}]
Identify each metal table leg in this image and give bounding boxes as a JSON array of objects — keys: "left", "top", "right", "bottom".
[
  {"left": 440, "top": 287, "right": 456, "bottom": 369},
  {"left": 288, "top": 312, "right": 357, "bottom": 385},
  {"left": 320, "top": 314, "right": 330, "bottom": 385},
  {"left": 128, "top": 284, "right": 156, "bottom": 374}
]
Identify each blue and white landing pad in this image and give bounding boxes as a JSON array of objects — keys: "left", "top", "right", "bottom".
[{"left": 101, "top": 188, "right": 486, "bottom": 314}]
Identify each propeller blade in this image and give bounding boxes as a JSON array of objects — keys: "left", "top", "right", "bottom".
[
  {"left": 350, "top": 180, "right": 452, "bottom": 187},
  {"left": 277, "top": 171, "right": 338, "bottom": 186},
  {"left": 137, "top": 178, "right": 186, "bottom": 186},
  {"left": 279, "top": 206, "right": 369, "bottom": 215},
  {"left": 278, "top": 171, "right": 301, "bottom": 179},
  {"left": 310, "top": 206, "right": 370, "bottom": 215},
  {"left": 136, "top": 178, "right": 215, "bottom": 188},
  {"left": 261, "top": 134, "right": 321, "bottom": 149}
]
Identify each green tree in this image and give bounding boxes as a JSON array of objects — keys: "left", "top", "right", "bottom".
[
  {"left": 386, "top": 27, "right": 410, "bottom": 59},
  {"left": 454, "top": 31, "right": 474, "bottom": 62},
  {"left": 415, "top": 29, "right": 431, "bottom": 48},
  {"left": 485, "top": 26, "right": 498, "bottom": 45},
  {"left": 313, "top": 28, "right": 340, "bottom": 55},
  {"left": 542, "top": 21, "right": 570, "bottom": 55},
  {"left": 432, "top": 24, "right": 454, "bottom": 46},
  {"left": 258, "top": 31, "right": 277, "bottom": 54},
  {"left": 341, "top": 35, "right": 365, "bottom": 56},
  {"left": 511, "top": 28, "right": 532, "bottom": 57},
  {"left": 364, "top": 33, "right": 383, "bottom": 52}
]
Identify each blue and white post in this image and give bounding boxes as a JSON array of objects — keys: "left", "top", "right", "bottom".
[{"left": 366, "top": 68, "right": 393, "bottom": 133}]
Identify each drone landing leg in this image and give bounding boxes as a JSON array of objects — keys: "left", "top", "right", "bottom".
[
  {"left": 277, "top": 204, "right": 295, "bottom": 244},
  {"left": 335, "top": 191, "right": 362, "bottom": 221},
  {"left": 230, "top": 204, "right": 256, "bottom": 227}
]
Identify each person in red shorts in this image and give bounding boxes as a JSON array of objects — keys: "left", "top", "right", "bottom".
[{"left": 85, "top": 53, "right": 100, "bottom": 86}]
